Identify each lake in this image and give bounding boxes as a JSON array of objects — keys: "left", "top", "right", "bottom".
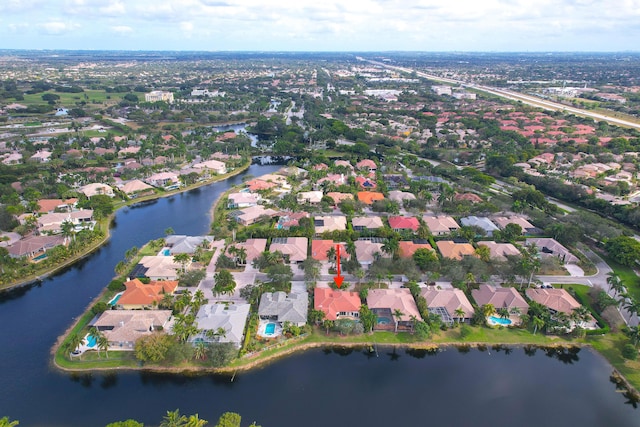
[{"left": 0, "top": 164, "right": 638, "bottom": 427}]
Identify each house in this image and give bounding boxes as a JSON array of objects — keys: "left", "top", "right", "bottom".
[
  {"left": 314, "top": 215, "right": 347, "bottom": 234},
  {"left": 37, "top": 210, "right": 95, "bottom": 234},
  {"left": 227, "top": 192, "right": 259, "bottom": 209},
  {"left": 352, "top": 216, "right": 384, "bottom": 232},
  {"left": 493, "top": 216, "right": 535, "bottom": 233},
  {"left": 317, "top": 174, "right": 348, "bottom": 188},
  {"left": 367, "top": 288, "right": 422, "bottom": 331},
  {"left": 233, "top": 205, "right": 278, "bottom": 226},
  {"left": 420, "top": 286, "right": 474, "bottom": 325},
  {"left": 388, "top": 216, "right": 420, "bottom": 233},
  {"left": 460, "top": 216, "right": 499, "bottom": 237},
  {"left": 116, "top": 278, "right": 179, "bottom": 309},
  {"left": 334, "top": 160, "right": 354, "bottom": 170},
  {"left": 245, "top": 178, "right": 277, "bottom": 192},
  {"left": 388, "top": 190, "right": 416, "bottom": 204},
  {"left": 354, "top": 239, "right": 388, "bottom": 266},
  {"left": 269, "top": 237, "right": 308, "bottom": 264},
  {"left": 2, "top": 152, "right": 22, "bottom": 165},
  {"left": 258, "top": 291, "right": 308, "bottom": 327},
  {"left": 133, "top": 256, "right": 182, "bottom": 280},
  {"left": 357, "top": 192, "right": 385, "bottom": 205},
  {"left": 325, "top": 192, "right": 354, "bottom": 205},
  {"left": 145, "top": 90, "right": 174, "bottom": 103},
  {"left": 297, "top": 191, "right": 323, "bottom": 204},
  {"left": 146, "top": 172, "right": 180, "bottom": 189},
  {"left": 226, "top": 238, "right": 267, "bottom": 263},
  {"left": 423, "top": 215, "right": 459, "bottom": 236},
  {"left": 37, "top": 198, "right": 78, "bottom": 214},
  {"left": 525, "top": 238, "right": 579, "bottom": 264},
  {"left": 356, "top": 159, "right": 377, "bottom": 171},
  {"left": 436, "top": 240, "right": 476, "bottom": 260},
  {"left": 477, "top": 241, "right": 521, "bottom": 260},
  {"left": 525, "top": 288, "right": 580, "bottom": 315},
  {"left": 472, "top": 284, "right": 529, "bottom": 315},
  {"left": 190, "top": 303, "right": 251, "bottom": 348},
  {"left": 454, "top": 193, "right": 483, "bottom": 203},
  {"left": 164, "top": 235, "right": 214, "bottom": 254},
  {"left": 383, "top": 174, "right": 409, "bottom": 189},
  {"left": 119, "top": 180, "right": 154, "bottom": 197},
  {"left": 30, "top": 150, "right": 52, "bottom": 163},
  {"left": 278, "top": 166, "right": 308, "bottom": 178},
  {"left": 311, "top": 240, "right": 348, "bottom": 261},
  {"left": 79, "top": 183, "right": 115, "bottom": 198},
  {"left": 314, "top": 288, "right": 361, "bottom": 321},
  {"left": 193, "top": 159, "right": 227, "bottom": 175},
  {"left": 276, "top": 212, "right": 310, "bottom": 230},
  {"left": 398, "top": 241, "right": 433, "bottom": 258},
  {"left": 6, "top": 235, "right": 65, "bottom": 259},
  {"left": 355, "top": 176, "right": 377, "bottom": 189},
  {"left": 91, "top": 310, "right": 173, "bottom": 349}
]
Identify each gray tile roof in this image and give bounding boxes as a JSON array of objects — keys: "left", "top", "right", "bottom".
[{"left": 258, "top": 291, "right": 308, "bottom": 323}]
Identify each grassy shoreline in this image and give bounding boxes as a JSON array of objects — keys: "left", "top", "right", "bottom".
[{"left": 0, "top": 160, "right": 251, "bottom": 293}]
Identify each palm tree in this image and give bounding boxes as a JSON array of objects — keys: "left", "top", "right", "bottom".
[
  {"left": 97, "top": 334, "right": 109, "bottom": 359},
  {"left": 174, "top": 253, "right": 191, "bottom": 272},
  {"left": 482, "top": 303, "right": 496, "bottom": 318},
  {"left": 345, "top": 240, "right": 357, "bottom": 259},
  {"left": 625, "top": 326, "right": 640, "bottom": 347},
  {"left": 497, "top": 307, "right": 510, "bottom": 320},
  {"left": 160, "top": 409, "right": 187, "bottom": 427},
  {"left": 392, "top": 308, "right": 404, "bottom": 333},
  {"left": 607, "top": 272, "right": 624, "bottom": 296},
  {"left": 532, "top": 316, "right": 545, "bottom": 335},
  {"left": 386, "top": 273, "right": 393, "bottom": 287},
  {"left": 326, "top": 246, "right": 337, "bottom": 269},
  {"left": 61, "top": 220, "right": 75, "bottom": 244},
  {"left": 191, "top": 289, "right": 207, "bottom": 312},
  {"left": 0, "top": 416, "right": 19, "bottom": 427},
  {"left": 194, "top": 342, "right": 207, "bottom": 360},
  {"left": 236, "top": 247, "right": 247, "bottom": 265},
  {"left": 382, "top": 238, "right": 399, "bottom": 259},
  {"left": 67, "top": 333, "right": 85, "bottom": 355},
  {"left": 464, "top": 272, "right": 476, "bottom": 292},
  {"left": 184, "top": 414, "right": 208, "bottom": 427},
  {"left": 454, "top": 308, "right": 466, "bottom": 324}
]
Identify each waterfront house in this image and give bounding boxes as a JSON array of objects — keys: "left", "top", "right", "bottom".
[
  {"left": 420, "top": 286, "right": 474, "bottom": 325},
  {"left": 258, "top": 291, "right": 308, "bottom": 327},
  {"left": 190, "top": 303, "right": 250, "bottom": 348},
  {"left": 314, "top": 288, "right": 361, "bottom": 321},
  {"left": 119, "top": 180, "right": 155, "bottom": 198},
  {"left": 79, "top": 183, "right": 115, "bottom": 198},
  {"left": 91, "top": 310, "right": 173, "bottom": 349},
  {"left": 525, "top": 288, "right": 581, "bottom": 315},
  {"left": 146, "top": 172, "right": 180, "bottom": 190},
  {"left": 227, "top": 192, "right": 259, "bottom": 209},
  {"left": 164, "top": 235, "right": 215, "bottom": 254},
  {"left": 134, "top": 256, "right": 182, "bottom": 281},
  {"left": 367, "top": 288, "right": 422, "bottom": 331},
  {"left": 193, "top": 159, "right": 227, "bottom": 175},
  {"left": 472, "top": 284, "right": 529, "bottom": 315},
  {"left": 6, "top": 235, "right": 65, "bottom": 259},
  {"left": 116, "top": 278, "right": 179, "bottom": 309},
  {"left": 233, "top": 205, "right": 278, "bottom": 226},
  {"left": 37, "top": 210, "right": 95, "bottom": 235}
]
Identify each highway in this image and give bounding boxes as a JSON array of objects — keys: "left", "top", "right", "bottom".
[{"left": 364, "top": 58, "right": 640, "bottom": 131}]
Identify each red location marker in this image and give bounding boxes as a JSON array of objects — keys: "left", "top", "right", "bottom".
[{"left": 334, "top": 244, "right": 344, "bottom": 288}]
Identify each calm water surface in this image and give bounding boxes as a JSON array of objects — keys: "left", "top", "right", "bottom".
[{"left": 0, "top": 163, "right": 638, "bottom": 426}]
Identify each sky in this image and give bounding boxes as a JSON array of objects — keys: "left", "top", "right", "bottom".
[{"left": 0, "top": 0, "right": 639, "bottom": 52}]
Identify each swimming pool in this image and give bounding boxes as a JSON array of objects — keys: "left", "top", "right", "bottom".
[
  {"left": 33, "top": 253, "right": 48, "bottom": 261},
  {"left": 162, "top": 249, "right": 171, "bottom": 256},
  {"left": 264, "top": 323, "right": 276, "bottom": 335},
  {"left": 488, "top": 316, "right": 512, "bottom": 326},
  {"left": 377, "top": 317, "right": 392, "bottom": 325},
  {"left": 85, "top": 334, "right": 97, "bottom": 348},
  {"left": 108, "top": 292, "right": 123, "bottom": 306}
]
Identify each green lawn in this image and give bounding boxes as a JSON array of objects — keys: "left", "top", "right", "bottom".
[
  {"left": 601, "top": 254, "right": 640, "bottom": 300},
  {"left": 20, "top": 90, "right": 147, "bottom": 107},
  {"left": 588, "top": 333, "right": 640, "bottom": 392}
]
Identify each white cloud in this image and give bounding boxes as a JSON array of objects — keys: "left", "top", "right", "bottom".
[
  {"left": 111, "top": 25, "right": 133, "bottom": 35},
  {"left": 38, "top": 21, "right": 80, "bottom": 35}
]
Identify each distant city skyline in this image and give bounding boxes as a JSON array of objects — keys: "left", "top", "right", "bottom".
[{"left": 0, "top": 0, "right": 638, "bottom": 52}]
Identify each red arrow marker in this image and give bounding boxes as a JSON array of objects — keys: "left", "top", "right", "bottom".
[{"left": 334, "top": 244, "right": 344, "bottom": 289}]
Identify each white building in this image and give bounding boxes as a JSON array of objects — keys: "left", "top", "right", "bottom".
[{"left": 145, "top": 91, "right": 174, "bottom": 103}]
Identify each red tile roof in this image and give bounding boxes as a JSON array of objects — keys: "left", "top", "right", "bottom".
[
  {"left": 314, "top": 288, "right": 361, "bottom": 320},
  {"left": 117, "top": 278, "right": 178, "bottom": 306},
  {"left": 388, "top": 216, "right": 420, "bottom": 231}
]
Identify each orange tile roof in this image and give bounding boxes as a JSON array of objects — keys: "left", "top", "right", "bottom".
[
  {"left": 117, "top": 278, "right": 178, "bottom": 306},
  {"left": 357, "top": 191, "right": 385, "bottom": 205},
  {"left": 311, "top": 240, "right": 348, "bottom": 261},
  {"left": 398, "top": 241, "right": 433, "bottom": 258},
  {"left": 37, "top": 198, "right": 78, "bottom": 213},
  {"left": 314, "top": 288, "right": 361, "bottom": 321}
]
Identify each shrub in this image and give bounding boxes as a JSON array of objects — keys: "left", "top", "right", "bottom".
[
  {"left": 621, "top": 343, "right": 638, "bottom": 360},
  {"left": 459, "top": 324, "right": 472, "bottom": 339},
  {"left": 91, "top": 301, "right": 109, "bottom": 315},
  {"left": 108, "top": 279, "right": 125, "bottom": 291}
]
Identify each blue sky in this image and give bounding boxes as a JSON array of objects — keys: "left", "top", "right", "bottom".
[{"left": 0, "top": 0, "right": 638, "bottom": 51}]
